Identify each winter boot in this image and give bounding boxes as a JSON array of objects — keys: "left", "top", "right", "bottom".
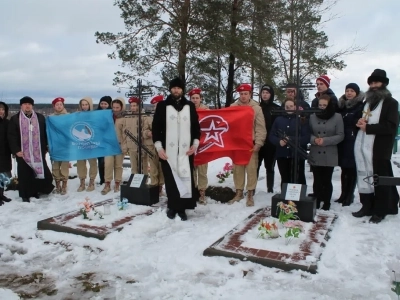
[
  {"left": 177, "top": 210, "right": 188, "bottom": 221},
  {"left": 199, "top": 189, "right": 207, "bottom": 205},
  {"left": 352, "top": 193, "right": 373, "bottom": 218},
  {"left": 246, "top": 190, "right": 255, "bottom": 207},
  {"left": 228, "top": 189, "right": 244, "bottom": 205},
  {"left": 266, "top": 173, "right": 274, "bottom": 193},
  {"left": 101, "top": 182, "right": 111, "bottom": 195},
  {"left": 321, "top": 200, "right": 331, "bottom": 211},
  {"left": 167, "top": 208, "right": 177, "bottom": 219},
  {"left": 60, "top": 180, "right": 68, "bottom": 195},
  {"left": 342, "top": 171, "right": 357, "bottom": 207},
  {"left": 53, "top": 180, "right": 61, "bottom": 194},
  {"left": 114, "top": 181, "right": 121, "bottom": 193},
  {"left": 0, "top": 188, "right": 11, "bottom": 202},
  {"left": 77, "top": 179, "right": 86, "bottom": 192},
  {"left": 86, "top": 179, "right": 95, "bottom": 192}
]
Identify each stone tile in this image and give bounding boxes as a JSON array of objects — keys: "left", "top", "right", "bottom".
[
  {"left": 37, "top": 199, "right": 166, "bottom": 240},
  {"left": 203, "top": 207, "right": 337, "bottom": 274}
]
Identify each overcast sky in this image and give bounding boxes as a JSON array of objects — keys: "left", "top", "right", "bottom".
[{"left": 0, "top": 0, "right": 399, "bottom": 104}]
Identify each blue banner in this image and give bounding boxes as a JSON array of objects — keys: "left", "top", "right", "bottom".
[{"left": 46, "top": 110, "right": 122, "bottom": 161}]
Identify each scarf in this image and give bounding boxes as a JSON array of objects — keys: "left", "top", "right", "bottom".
[
  {"left": 19, "top": 111, "right": 45, "bottom": 179},
  {"left": 316, "top": 100, "right": 336, "bottom": 120}
]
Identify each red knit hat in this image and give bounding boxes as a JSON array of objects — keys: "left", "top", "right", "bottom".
[
  {"left": 52, "top": 97, "right": 65, "bottom": 106},
  {"left": 188, "top": 88, "right": 202, "bottom": 97},
  {"left": 150, "top": 95, "right": 164, "bottom": 104},
  {"left": 128, "top": 97, "right": 140, "bottom": 104},
  {"left": 316, "top": 75, "right": 330, "bottom": 88},
  {"left": 236, "top": 83, "right": 252, "bottom": 92}
]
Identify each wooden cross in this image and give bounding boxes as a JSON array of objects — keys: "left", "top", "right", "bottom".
[{"left": 362, "top": 108, "right": 372, "bottom": 121}]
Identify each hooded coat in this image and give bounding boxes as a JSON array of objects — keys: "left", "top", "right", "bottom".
[
  {"left": 259, "top": 87, "right": 280, "bottom": 140},
  {"left": 112, "top": 97, "right": 126, "bottom": 144},
  {"left": 0, "top": 102, "right": 11, "bottom": 172},
  {"left": 78, "top": 97, "right": 94, "bottom": 111}
]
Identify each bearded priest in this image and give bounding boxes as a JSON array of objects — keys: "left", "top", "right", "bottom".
[
  {"left": 152, "top": 77, "right": 201, "bottom": 221},
  {"left": 353, "top": 69, "right": 399, "bottom": 223}
]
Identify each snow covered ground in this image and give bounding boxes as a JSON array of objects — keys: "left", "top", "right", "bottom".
[{"left": 0, "top": 155, "right": 400, "bottom": 299}]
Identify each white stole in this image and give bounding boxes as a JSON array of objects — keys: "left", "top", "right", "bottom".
[
  {"left": 166, "top": 105, "right": 192, "bottom": 198},
  {"left": 354, "top": 100, "right": 383, "bottom": 193}
]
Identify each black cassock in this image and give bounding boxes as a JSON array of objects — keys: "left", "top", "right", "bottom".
[
  {"left": 7, "top": 112, "right": 54, "bottom": 198},
  {"left": 152, "top": 95, "right": 201, "bottom": 211},
  {"left": 363, "top": 96, "right": 399, "bottom": 216}
]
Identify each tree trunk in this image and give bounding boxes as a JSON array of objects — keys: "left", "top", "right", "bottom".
[
  {"left": 225, "top": 0, "right": 239, "bottom": 107},
  {"left": 177, "top": 0, "right": 191, "bottom": 86},
  {"left": 217, "top": 54, "right": 222, "bottom": 109}
]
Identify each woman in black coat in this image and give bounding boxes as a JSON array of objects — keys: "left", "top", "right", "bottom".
[
  {"left": 0, "top": 102, "right": 12, "bottom": 204},
  {"left": 97, "top": 96, "right": 112, "bottom": 185},
  {"left": 269, "top": 98, "right": 311, "bottom": 188},
  {"left": 335, "top": 83, "right": 364, "bottom": 206}
]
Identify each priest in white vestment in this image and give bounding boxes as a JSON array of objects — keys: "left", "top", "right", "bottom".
[
  {"left": 353, "top": 69, "right": 399, "bottom": 224},
  {"left": 152, "top": 77, "right": 201, "bottom": 221}
]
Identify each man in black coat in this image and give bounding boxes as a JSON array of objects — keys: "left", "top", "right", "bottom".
[
  {"left": 7, "top": 97, "right": 54, "bottom": 202},
  {"left": 353, "top": 69, "right": 399, "bottom": 223},
  {"left": 311, "top": 75, "right": 338, "bottom": 109},
  {"left": 152, "top": 78, "right": 201, "bottom": 221},
  {"left": 0, "top": 101, "right": 12, "bottom": 205},
  {"left": 257, "top": 84, "right": 280, "bottom": 192}
]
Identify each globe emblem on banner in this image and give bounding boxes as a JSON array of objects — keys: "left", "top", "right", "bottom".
[{"left": 71, "top": 122, "right": 94, "bottom": 141}]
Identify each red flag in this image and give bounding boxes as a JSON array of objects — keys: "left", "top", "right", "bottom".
[{"left": 194, "top": 106, "right": 254, "bottom": 166}]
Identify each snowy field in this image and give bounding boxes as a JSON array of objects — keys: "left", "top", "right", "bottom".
[{"left": 1, "top": 155, "right": 400, "bottom": 299}]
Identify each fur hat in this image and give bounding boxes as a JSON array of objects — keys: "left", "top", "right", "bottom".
[
  {"left": 52, "top": 97, "right": 65, "bottom": 106},
  {"left": 316, "top": 75, "right": 330, "bottom": 88},
  {"left": 20, "top": 96, "right": 34, "bottom": 105},
  {"left": 169, "top": 77, "right": 185, "bottom": 90},
  {"left": 150, "top": 95, "right": 164, "bottom": 104},
  {"left": 345, "top": 83, "right": 360, "bottom": 95},
  {"left": 367, "top": 69, "right": 389, "bottom": 86}
]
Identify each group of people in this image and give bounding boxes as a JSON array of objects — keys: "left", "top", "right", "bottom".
[
  {"left": 265, "top": 69, "right": 399, "bottom": 223},
  {"left": 0, "top": 69, "right": 398, "bottom": 224}
]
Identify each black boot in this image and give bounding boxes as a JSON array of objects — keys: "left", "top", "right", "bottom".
[
  {"left": 0, "top": 188, "right": 11, "bottom": 202},
  {"left": 369, "top": 215, "right": 385, "bottom": 224},
  {"left": 166, "top": 208, "right": 177, "bottom": 219},
  {"left": 321, "top": 201, "right": 331, "bottom": 211},
  {"left": 266, "top": 173, "right": 274, "bottom": 193},
  {"left": 352, "top": 193, "right": 373, "bottom": 218},
  {"left": 177, "top": 210, "right": 188, "bottom": 221},
  {"left": 0, "top": 199, "right": 4, "bottom": 206},
  {"left": 22, "top": 198, "right": 30, "bottom": 203},
  {"left": 342, "top": 170, "right": 357, "bottom": 207}
]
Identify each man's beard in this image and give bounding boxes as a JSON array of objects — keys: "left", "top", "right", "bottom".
[
  {"left": 366, "top": 86, "right": 391, "bottom": 106},
  {"left": 171, "top": 92, "right": 182, "bottom": 100}
]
